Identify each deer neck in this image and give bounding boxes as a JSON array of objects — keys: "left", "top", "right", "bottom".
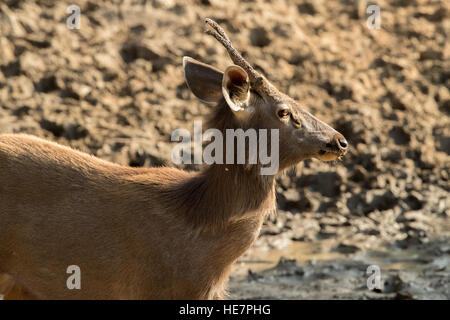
[
  {"left": 187, "top": 164, "right": 276, "bottom": 296},
  {"left": 153, "top": 161, "right": 276, "bottom": 298},
  {"left": 180, "top": 164, "right": 276, "bottom": 232},
  {"left": 210, "top": 163, "right": 275, "bottom": 217}
]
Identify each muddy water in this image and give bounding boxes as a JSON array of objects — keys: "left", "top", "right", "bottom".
[
  {"left": 229, "top": 238, "right": 450, "bottom": 299},
  {"left": 233, "top": 240, "right": 433, "bottom": 276},
  {"left": 232, "top": 241, "right": 346, "bottom": 277}
]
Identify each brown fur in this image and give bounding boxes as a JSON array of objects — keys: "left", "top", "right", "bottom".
[
  {"left": 0, "top": 21, "right": 347, "bottom": 299},
  {"left": 0, "top": 85, "right": 345, "bottom": 300},
  {"left": 0, "top": 94, "right": 344, "bottom": 300},
  {"left": 0, "top": 133, "right": 275, "bottom": 299}
]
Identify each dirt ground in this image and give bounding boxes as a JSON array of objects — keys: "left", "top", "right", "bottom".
[{"left": 0, "top": 0, "right": 449, "bottom": 299}]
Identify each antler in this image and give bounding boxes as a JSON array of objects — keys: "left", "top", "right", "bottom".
[{"left": 205, "top": 18, "right": 265, "bottom": 88}]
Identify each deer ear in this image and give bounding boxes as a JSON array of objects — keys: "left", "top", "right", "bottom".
[
  {"left": 222, "top": 65, "right": 251, "bottom": 114},
  {"left": 183, "top": 56, "right": 223, "bottom": 103}
]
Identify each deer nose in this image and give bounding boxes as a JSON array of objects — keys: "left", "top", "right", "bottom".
[
  {"left": 327, "top": 134, "right": 348, "bottom": 152},
  {"left": 337, "top": 138, "right": 348, "bottom": 150}
]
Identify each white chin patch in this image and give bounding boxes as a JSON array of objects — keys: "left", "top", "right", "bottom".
[{"left": 317, "top": 152, "right": 340, "bottom": 161}]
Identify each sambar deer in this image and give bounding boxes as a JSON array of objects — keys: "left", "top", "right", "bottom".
[{"left": 0, "top": 19, "right": 347, "bottom": 299}]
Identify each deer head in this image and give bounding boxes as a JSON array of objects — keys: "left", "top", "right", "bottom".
[{"left": 183, "top": 18, "right": 348, "bottom": 173}]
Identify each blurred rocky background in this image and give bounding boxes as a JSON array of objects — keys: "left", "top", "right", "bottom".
[{"left": 0, "top": 0, "right": 449, "bottom": 299}]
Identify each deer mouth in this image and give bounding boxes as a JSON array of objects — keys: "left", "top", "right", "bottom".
[
  {"left": 316, "top": 149, "right": 345, "bottom": 161},
  {"left": 315, "top": 138, "right": 348, "bottom": 161}
]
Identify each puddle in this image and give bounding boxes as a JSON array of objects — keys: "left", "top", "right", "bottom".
[
  {"left": 353, "top": 247, "right": 434, "bottom": 272},
  {"left": 230, "top": 237, "right": 449, "bottom": 299},
  {"left": 233, "top": 238, "right": 448, "bottom": 276},
  {"left": 233, "top": 241, "right": 346, "bottom": 276}
]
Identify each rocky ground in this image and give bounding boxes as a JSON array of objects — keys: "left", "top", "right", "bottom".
[{"left": 0, "top": 0, "right": 449, "bottom": 299}]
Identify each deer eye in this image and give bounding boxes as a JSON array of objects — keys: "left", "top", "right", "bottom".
[{"left": 277, "top": 109, "right": 290, "bottom": 118}]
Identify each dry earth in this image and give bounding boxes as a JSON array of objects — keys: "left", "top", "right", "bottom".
[{"left": 0, "top": 0, "right": 449, "bottom": 299}]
